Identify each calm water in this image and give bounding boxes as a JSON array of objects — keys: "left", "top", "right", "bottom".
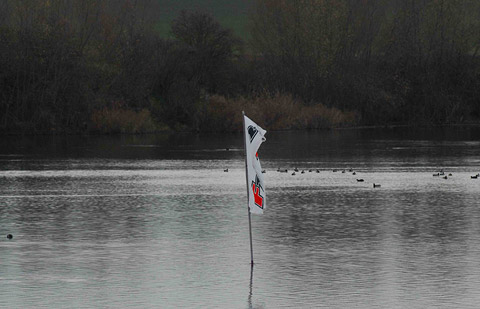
[{"left": 1, "top": 127, "right": 480, "bottom": 308}]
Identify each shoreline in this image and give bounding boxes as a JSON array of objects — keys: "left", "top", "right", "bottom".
[{"left": 1, "top": 122, "right": 480, "bottom": 137}]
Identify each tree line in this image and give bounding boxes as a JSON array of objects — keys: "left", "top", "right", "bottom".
[{"left": 0, "top": 0, "right": 479, "bottom": 134}]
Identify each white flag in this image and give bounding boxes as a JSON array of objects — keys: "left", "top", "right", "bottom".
[{"left": 244, "top": 115, "right": 267, "bottom": 214}]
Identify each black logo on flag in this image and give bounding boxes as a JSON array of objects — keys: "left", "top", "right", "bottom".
[{"left": 248, "top": 125, "right": 258, "bottom": 143}]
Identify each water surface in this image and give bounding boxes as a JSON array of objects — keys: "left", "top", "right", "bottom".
[{"left": 1, "top": 127, "right": 480, "bottom": 308}]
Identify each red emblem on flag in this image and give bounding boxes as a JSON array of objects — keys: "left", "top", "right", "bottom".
[{"left": 251, "top": 175, "right": 264, "bottom": 209}]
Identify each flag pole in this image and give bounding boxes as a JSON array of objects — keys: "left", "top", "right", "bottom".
[{"left": 242, "top": 111, "right": 254, "bottom": 267}]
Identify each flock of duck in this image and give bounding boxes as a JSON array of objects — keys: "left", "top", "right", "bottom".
[
  {"left": 223, "top": 167, "right": 480, "bottom": 186},
  {"left": 432, "top": 170, "right": 480, "bottom": 179},
  {"left": 432, "top": 170, "right": 453, "bottom": 179},
  {"left": 223, "top": 166, "right": 381, "bottom": 188},
  {"left": 274, "top": 167, "right": 381, "bottom": 188}
]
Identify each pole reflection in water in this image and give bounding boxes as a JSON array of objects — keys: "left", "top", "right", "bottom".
[{"left": 248, "top": 265, "right": 254, "bottom": 309}]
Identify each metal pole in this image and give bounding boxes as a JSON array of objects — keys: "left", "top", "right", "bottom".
[{"left": 242, "top": 111, "right": 254, "bottom": 267}]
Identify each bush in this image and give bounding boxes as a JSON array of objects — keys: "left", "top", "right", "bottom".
[
  {"left": 201, "top": 92, "right": 357, "bottom": 132},
  {"left": 90, "top": 107, "right": 162, "bottom": 134}
]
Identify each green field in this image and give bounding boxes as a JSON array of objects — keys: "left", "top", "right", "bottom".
[{"left": 154, "top": 0, "right": 254, "bottom": 40}]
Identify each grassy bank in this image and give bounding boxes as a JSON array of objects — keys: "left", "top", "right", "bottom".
[
  {"left": 201, "top": 93, "right": 357, "bottom": 132},
  {"left": 86, "top": 93, "right": 356, "bottom": 134},
  {"left": 90, "top": 107, "right": 166, "bottom": 134}
]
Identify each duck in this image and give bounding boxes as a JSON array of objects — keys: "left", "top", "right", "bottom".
[
  {"left": 356, "top": 179, "right": 364, "bottom": 182},
  {"left": 448, "top": 173, "right": 452, "bottom": 176},
  {"left": 433, "top": 173, "right": 439, "bottom": 176},
  {"left": 316, "top": 169, "right": 320, "bottom": 173},
  {"left": 294, "top": 168, "right": 299, "bottom": 172},
  {"left": 308, "top": 169, "right": 313, "bottom": 173},
  {"left": 6, "top": 234, "right": 12, "bottom": 239},
  {"left": 352, "top": 172, "right": 356, "bottom": 175},
  {"left": 301, "top": 170, "right": 305, "bottom": 174},
  {"left": 443, "top": 175, "right": 448, "bottom": 179},
  {"left": 261, "top": 170, "right": 266, "bottom": 174},
  {"left": 224, "top": 168, "right": 229, "bottom": 172},
  {"left": 373, "top": 183, "right": 381, "bottom": 188},
  {"left": 471, "top": 174, "right": 479, "bottom": 179},
  {"left": 342, "top": 170, "right": 345, "bottom": 173},
  {"left": 292, "top": 172, "right": 296, "bottom": 176}
]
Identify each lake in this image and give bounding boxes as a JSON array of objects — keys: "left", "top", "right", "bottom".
[{"left": 1, "top": 127, "right": 480, "bottom": 308}]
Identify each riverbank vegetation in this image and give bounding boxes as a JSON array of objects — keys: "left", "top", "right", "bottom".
[{"left": 0, "top": 0, "right": 479, "bottom": 134}]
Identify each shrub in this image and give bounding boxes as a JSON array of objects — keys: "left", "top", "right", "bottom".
[
  {"left": 90, "top": 107, "right": 161, "bottom": 134},
  {"left": 201, "top": 92, "right": 357, "bottom": 132}
]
